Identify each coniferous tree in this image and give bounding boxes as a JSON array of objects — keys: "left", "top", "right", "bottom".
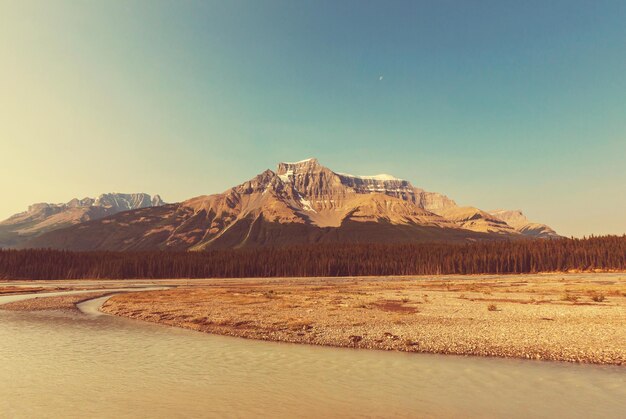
[{"left": 0, "top": 236, "right": 624, "bottom": 280}]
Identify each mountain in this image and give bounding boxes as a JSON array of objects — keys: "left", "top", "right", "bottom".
[
  {"left": 488, "top": 209, "right": 561, "bottom": 238},
  {"left": 435, "top": 206, "right": 518, "bottom": 235},
  {"left": 16, "top": 159, "right": 558, "bottom": 251},
  {"left": 0, "top": 193, "right": 165, "bottom": 248}
]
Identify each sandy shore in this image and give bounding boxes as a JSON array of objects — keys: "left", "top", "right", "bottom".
[
  {"left": 96, "top": 274, "right": 626, "bottom": 365},
  {"left": 0, "top": 291, "right": 116, "bottom": 312}
]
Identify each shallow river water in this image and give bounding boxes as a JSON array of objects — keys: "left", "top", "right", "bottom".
[{"left": 0, "top": 289, "right": 625, "bottom": 418}]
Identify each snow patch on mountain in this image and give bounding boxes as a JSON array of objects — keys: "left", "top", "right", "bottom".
[
  {"left": 278, "top": 169, "right": 293, "bottom": 183},
  {"left": 299, "top": 195, "right": 316, "bottom": 212},
  {"left": 335, "top": 172, "right": 402, "bottom": 181},
  {"left": 282, "top": 158, "right": 315, "bottom": 164}
]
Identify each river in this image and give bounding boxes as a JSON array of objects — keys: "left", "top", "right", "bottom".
[{"left": 0, "top": 287, "right": 624, "bottom": 418}]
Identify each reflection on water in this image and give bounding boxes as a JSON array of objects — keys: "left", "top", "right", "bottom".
[{"left": 0, "top": 294, "right": 624, "bottom": 418}]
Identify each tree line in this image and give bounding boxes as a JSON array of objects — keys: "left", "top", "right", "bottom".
[{"left": 0, "top": 235, "right": 624, "bottom": 280}]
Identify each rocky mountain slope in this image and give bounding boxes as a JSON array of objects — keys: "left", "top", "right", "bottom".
[
  {"left": 435, "top": 206, "right": 518, "bottom": 234},
  {"left": 0, "top": 193, "right": 165, "bottom": 247},
  {"left": 15, "top": 159, "right": 559, "bottom": 251},
  {"left": 489, "top": 209, "right": 561, "bottom": 238}
]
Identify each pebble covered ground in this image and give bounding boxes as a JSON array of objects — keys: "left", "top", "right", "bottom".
[{"left": 100, "top": 274, "right": 626, "bottom": 365}]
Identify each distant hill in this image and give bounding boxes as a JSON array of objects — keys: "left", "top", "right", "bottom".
[{"left": 489, "top": 209, "right": 560, "bottom": 238}]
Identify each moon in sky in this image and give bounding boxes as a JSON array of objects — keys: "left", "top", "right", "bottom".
[{"left": 379, "top": 75, "right": 384, "bottom": 81}]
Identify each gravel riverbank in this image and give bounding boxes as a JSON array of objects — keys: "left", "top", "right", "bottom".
[{"left": 100, "top": 274, "right": 626, "bottom": 365}]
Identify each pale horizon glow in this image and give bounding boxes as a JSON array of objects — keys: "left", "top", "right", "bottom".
[{"left": 1, "top": 1, "right": 625, "bottom": 237}]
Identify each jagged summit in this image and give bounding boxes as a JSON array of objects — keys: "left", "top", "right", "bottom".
[
  {"left": 93, "top": 193, "right": 162, "bottom": 211},
  {"left": 276, "top": 158, "right": 416, "bottom": 203},
  {"left": 277, "top": 157, "right": 403, "bottom": 181},
  {"left": 0, "top": 193, "right": 166, "bottom": 248}
]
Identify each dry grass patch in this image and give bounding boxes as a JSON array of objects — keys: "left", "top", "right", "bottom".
[
  {"left": 589, "top": 292, "right": 606, "bottom": 302},
  {"left": 561, "top": 293, "right": 579, "bottom": 302}
]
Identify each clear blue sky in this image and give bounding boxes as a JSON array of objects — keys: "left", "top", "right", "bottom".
[{"left": 1, "top": 0, "right": 624, "bottom": 237}]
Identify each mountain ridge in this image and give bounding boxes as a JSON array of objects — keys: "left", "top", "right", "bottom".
[
  {"left": 488, "top": 209, "right": 560, "bottom": 238},
  {"left": 8, "top": 159, "right": 560, "bottom": 250},
  {"left": 0, "top": 193, "right": 165, "bottom": 248}
]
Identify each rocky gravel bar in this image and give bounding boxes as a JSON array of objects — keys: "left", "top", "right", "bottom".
[{"left": 100, "top": 274, "right": 626, "bottom": 365}]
